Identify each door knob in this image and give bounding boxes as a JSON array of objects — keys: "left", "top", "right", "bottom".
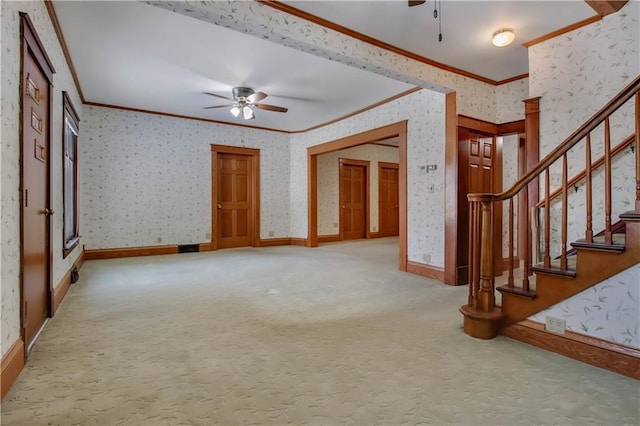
[
  {"left": 217, "top": 204, "right": 222, "bottom": 209},
  {"left": 44, "top": 208, "right": 54, "bottom": 216},
  {"left": 342, "top": 205, "right": 346, "bottom": 209}
]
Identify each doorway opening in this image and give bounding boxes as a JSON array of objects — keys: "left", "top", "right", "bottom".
[{"left": 308, "top": 121, "right": 408, "bottom": 271}]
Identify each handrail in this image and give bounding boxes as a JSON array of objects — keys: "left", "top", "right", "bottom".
[
  {"left": 490, "top": 75, "right": 640, "bottom": 202},
  {"left": 535, "top": 133, "right": 635, "bottom": 208}
]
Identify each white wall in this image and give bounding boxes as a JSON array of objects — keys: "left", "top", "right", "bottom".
[
  {"left": 496, "top": 78, "right": 528, "bottom": 124},
  {"left": 1, "top": 1, "right": 84, "bottom": 356},
  {"left": 81, "top": 106, "right": 291, "bottom": 249},
  {"left": 317, "top": 144, "right": 399, "bottom": 236}
]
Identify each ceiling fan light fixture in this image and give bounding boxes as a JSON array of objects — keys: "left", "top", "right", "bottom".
[
  {"left": 242, "top": 105, "right": 255, "bottom": 120},
  {"left": 230, "top": 105, "right": 241, "bottom": 117},
  {"left": 492, "top": 29, "right": 515, "bottom": 47}
]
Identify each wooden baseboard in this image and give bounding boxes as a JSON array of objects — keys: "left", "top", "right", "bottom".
[
  {"left": 368, "top": 231, "right": 380, "bottom": 239},
  {"left": 318, "top": 234, "right": 341, "bottom": 243},
  {"left": 53, "top": 250, "right": 86, "bottom": 315},
  {"left": 1, "top": 338, "right": 25, "bottom": 400},
  {"left": 259, "top": 238, "right": 293, "bottom": 247},
  {"left": 85, "top": 245, "right": 179, "bottom": 260},
  {"left": 199, "top": 242, "right": 215, "bottom": 252},
  {"left": 406, "top": 260, "right": 445, "bottom": 282},
  {"left": 502, "top": 320, "right": 640, "bottom": 380},
  {"left": 290, "top": 238, "right": 308, "bottom": 246}
]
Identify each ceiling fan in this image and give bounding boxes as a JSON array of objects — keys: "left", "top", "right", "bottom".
[{"left": 203, "top": 87, "right": 288, "bottom": 120}]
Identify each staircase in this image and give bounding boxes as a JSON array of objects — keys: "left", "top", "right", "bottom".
[{"left": 460, "top": 77, "right": 640, "bottom": 357}]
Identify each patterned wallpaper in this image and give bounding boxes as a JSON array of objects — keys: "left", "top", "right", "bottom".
[
  {"left": 317, "top": 144, "right": 399, "bottom": 236},
  {"left": 501, "top": 135, "right": 519, "bottom": 258},
  {"left": 527, "top": 2, "right": 639, "bottom": 343},
  {"left": 148, "top": 0, "right": 497, "bottom": 122},
  {"left": 291, "top": 88, "right": 446, "bottom": 267},
  {"left": 530, "top": 264, "right": 639, "bottom": 348},
  {"left": 81, "top": 106, "right": 291, "bottom": 249},
  {"left": 496, "top": 78, "right": 528, "bottom": 124},
  {"left": 1, "top": 1, "right": 83, "bottom": 356}
]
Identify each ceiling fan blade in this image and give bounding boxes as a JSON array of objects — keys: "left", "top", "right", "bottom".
[
  {"left": 254, "top": 103, "right": 288, "bottom": 113},
  {"left": 204, "top": 104, "right": 233, "bottom": 109},
  {"left": 203, "top": 92, "right": 234, "bottom": 101},
  {"left": 247, "top": 91, "right": 268, "bottom": 103},
  {"left": 408, "top": 0, "right": 426, "bottom": 6}
]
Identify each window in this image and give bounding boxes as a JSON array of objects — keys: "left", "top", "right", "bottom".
[{"left": 62, "top": 92, "right": 80, "bottom": 257}]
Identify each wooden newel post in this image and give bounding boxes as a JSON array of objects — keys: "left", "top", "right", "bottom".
[
  {"left": 460, "top": 194, "right": 503, "bottom": 339},
  {"left": 477, "top": 199, "right": 495, "bottom": 313}
]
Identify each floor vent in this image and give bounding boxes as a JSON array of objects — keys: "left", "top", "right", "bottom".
[{"left": 178, "top": 244, "right": 200, "bottom": 253}]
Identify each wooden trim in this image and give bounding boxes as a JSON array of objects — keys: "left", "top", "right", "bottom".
[
  {"left": 502, "top": 320, "right": 640, "bottom": 380},
  {"left": 44, "top": 1, "right": 85, "bottom": 102},
  {"left": 211, "top": 145, "right": 261, "bottom": 250},
  {"left": 502, "top": 257, "right": 520, "bottom": 270},
  {"left": 84, "top": 88, "right": 420, "bottom": 135},
  {"left": 369, "top": 231, "right": 381, "bottom": 239},
  {"left": 260, "top": 1, "right": 510, "bottom": 86},
  {"left": 1, "top": 339, "right": 25, "bottom": 400},
  {"left": 339, "top": 158, "right": 371, "bottom": 239},
  {"left": 62, "top": 91, "right": 80, "bottom": 259},
  {"left": 301, "top": 88, "right": 420, "bottom": 133},
  {"left": 585, "top": 0, "right": 628, "bottom": 17},
  {"left": 444, "top": 93, "right": 458, "bottom": 285},
  {"left": 307, "top": 121, "right": 408, "bottom": 271},
  {"left": 86, "top": 102, "right": 289, "bottom": 134},
  {"left": 20, "top": 13, "right": 55, "bottom": 81},
  {"left": 199, "top": 242, "right": 215, "bottom": 252},
  {"left": 85, "top": 245, "right": 179, "bottom": 260},
  {"left": 536, "top": 133, "right": 635, "bottom": 208},
  {"left": 497, "top": 120, "right": 525, "bottom": 135},
  {"left": 523, "top": 15, "right": 602, "bottom": 48},
  {"left": 290, "top": 238, "right": 308, "bottom": 246},
  {"left": 75, "top": 249, "right": 85, "bottom": 271},
  {"left": 370, "top": 141, "right": 400, "bottom": 148},
  {"left": 406, "top": 260, "right": 445, "bottom": 282},
  {"left": 458, "top": 115, "right": 498, "bottom": 135},
  {"left": 53, "top": 270, "right": 71, "bottom": 315},
  {"left": 259, "top": 238, "right": 293, "bottom": 247},
  {"left": 378, "top": 161, "right": 399, "bottom": 170},
  {"left": 496, "top": 74, "right": 529, "bottom": 86},
  {"left": 318, "top": 234, "right": 342, "bottom": 243}
]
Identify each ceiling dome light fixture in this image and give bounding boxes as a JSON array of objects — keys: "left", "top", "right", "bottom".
[{"left": 492, "top": 29, "right": 515, "bottom": 47}]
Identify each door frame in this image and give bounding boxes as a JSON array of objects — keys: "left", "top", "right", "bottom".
[
  {"left": 20, "top": 13, "right": 56, "bottom": 352},
  {"left": 210, "top": 144, "right": 260, "bottom": 250},
  {"left": 378, "top": 161, "right": 400, "bottom": 238},
  {"left": 308, "top": 121, "right": 408, "bottom": 271},
  {"left": 339, "top": 158, "right": 370, "bottom": 240}
]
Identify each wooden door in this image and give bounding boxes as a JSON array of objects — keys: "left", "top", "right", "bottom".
[
  {"left": 379, "top": 162, "right": 399, "bottom": 237},
  {"left": 340, "top": 162, "right": 367, "bottom": 240},
  {"left": 457, "top": 128, "right": 501, "bottom": 285},
  {"left": 217, "top": 153, "right": 254, "bottom": 248},
  {"left": 22, "top": 34, "right": 53, "bottom": 351}
]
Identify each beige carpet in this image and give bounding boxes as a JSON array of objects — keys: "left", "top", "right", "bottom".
[{"left": 1, "top": 238, "right": 638, "bottom": 425}]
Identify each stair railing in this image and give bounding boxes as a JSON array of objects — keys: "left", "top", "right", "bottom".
[{"left": 461, "top": 75, "right": 640, "bottom": 339}]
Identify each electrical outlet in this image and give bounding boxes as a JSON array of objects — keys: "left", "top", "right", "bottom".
[
  {"left": 157, "top": 237, "right": 162, "bottom": 244},
  {"left": 423, "top": 253, "right": 431, "bottom": 264},
  {"left": 269, "top": 231, "right": 274, "bottom": 237},
  {"left": 426, "top": 184, "right": 435, "bottom": 193},
  {"left": 206, "top": 233, "right": 211, "bottom": 239},
  {"left": 545, "top": 316, "right": 566, "bottom": 334},
  {"left": 333, "top": 222, "right": 338, "bottom": 228},
  {"left": 372, "top": 226, "right": 377, "bottom": 232}
]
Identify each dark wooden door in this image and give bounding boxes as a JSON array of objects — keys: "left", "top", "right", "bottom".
[
  {"left": 217, "top": 153, "right": 253, "bottom": 248},
  {"left": 457, "top": 128, "right": 498, "bottom": 284},
  {"left": 340, "top": 164, "right": 367, "bottom": 240},
  {"left": 22, "top": 47, "right": 51, "bottom": 350},
  {"left": 379, "top": 163, "right": 399, "bottom": 237}
]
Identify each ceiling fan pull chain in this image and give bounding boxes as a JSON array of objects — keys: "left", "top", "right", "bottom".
[{"left": 438, "top": 0, "right": 443, "bottom": 42}]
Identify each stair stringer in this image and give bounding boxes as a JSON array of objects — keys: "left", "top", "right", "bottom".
[{"left": 499, "top": 245, "right": 639, "bottom": 329}]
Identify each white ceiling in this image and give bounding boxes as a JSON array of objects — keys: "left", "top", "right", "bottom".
[{"left": 53, "top": 1, "right": 598, "bottom": 132}]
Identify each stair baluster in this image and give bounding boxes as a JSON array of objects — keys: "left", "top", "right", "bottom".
[
  {"left": 635, "top": 92, "right": 639, "bottom": 213},
  {"left": 508, "top": 198, "right": 514, "bottom": 286},
  {"left": 604, "top": 118, "right": 612, "bottom": 244},
  {"left": 585, "top": 134, "right": 593, "bottom": 243},
  {"left": 544, "top": 169, "right": 551, "bottom": 267},
  {"left": 561, "top": 154, "right": 568, "bottom": 270}
]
